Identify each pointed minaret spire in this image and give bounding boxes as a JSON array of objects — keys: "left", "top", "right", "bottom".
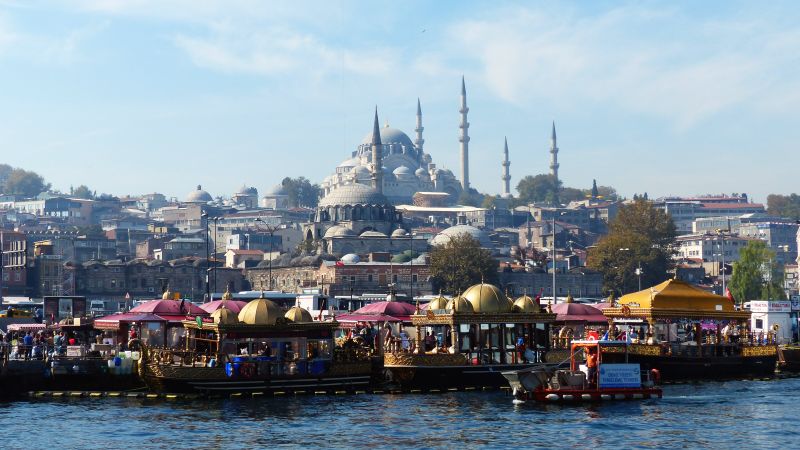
[
  {"left": 501, "top": 137, "right": 511, "bottom": 198},
  {"left": 371, "top": 107, "right": 383, "bottom": 194},
  {"left": 549, "top": 121, "right": 559, "bottom": 193},
  {"left": 414, "top": 98, "right": 424, "bottom": 154},
  {"left": 459, "top": 76, "right": 470, "bottom": 191},
  {"left": 591, "top": 179, "right": 599, "bottom": 200}
]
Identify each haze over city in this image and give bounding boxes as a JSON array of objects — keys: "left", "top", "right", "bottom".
[{"left": 1, "top": 0, "right": 798, "bottom": 201}]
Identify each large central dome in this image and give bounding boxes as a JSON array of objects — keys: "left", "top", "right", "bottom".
[
  {"left": 360, "top": 125, "right": 414, "bottom": 148},
  {"left": 318, "top": 183, "right": 388, "bottom": 207}
]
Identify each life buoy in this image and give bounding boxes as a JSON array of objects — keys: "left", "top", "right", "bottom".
[
  {"left": 650, "top": 368, "right": 661, "bottom": 385},
  {"left": 239, "top": 363, "right": 255, "bottom": 379},
  {"left": 587, "top": 330, "right": 600, "bottom": 341}
]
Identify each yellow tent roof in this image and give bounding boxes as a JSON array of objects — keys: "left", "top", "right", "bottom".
[{"left": 617, "top": 278, "right": 733, "bottom": 312}]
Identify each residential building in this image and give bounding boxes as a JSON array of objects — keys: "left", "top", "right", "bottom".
[
  {"left": 1, "top": 231, "right": 27, "bottom": 296},
  {"left": 673, "top": 233, "right": 751, "bottom": 263},
  {"left": 738, "top": 222, "right": 799, "bottom": 266}
]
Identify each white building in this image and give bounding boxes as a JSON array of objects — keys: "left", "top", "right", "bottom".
[{"left": 674, "top": 233, "right": 751, "bottom": 262}]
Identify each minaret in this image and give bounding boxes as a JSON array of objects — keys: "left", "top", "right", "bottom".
[
  {"left": 549, "top": 121, "right": 559, "bottom": 185},
  {"left": 371, "top": 107, "right": 383, "bottom": 194},
  {"left": 414, "top": 98, "right": 424, "bottom": 154},
  {"left": 501, "top": 137, "right": 511, "bottom": 198},
  {"left": 459, "top": 76, "right": 470, "bottom": 191}
]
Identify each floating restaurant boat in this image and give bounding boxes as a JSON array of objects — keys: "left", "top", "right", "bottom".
[
  {"left": 503, "top": 339, "right": 662, "bottom": 403},
  {"left": 602, "top": 279, "right": 777, "bottom": 381},
  {"left": 139, "top": 294, "right": 373, "bottom": 394},
  {"left": 383, "top": 283, "right": 557, "bottom": 391}
]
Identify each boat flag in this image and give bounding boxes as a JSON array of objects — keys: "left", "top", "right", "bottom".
[{"left": 725, "top": 287, "right": 735, "bottom": 304}]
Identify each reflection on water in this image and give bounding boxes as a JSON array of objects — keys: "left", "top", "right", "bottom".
[{"left": 4, "top": 378, "right": 800, "bottom": 449}]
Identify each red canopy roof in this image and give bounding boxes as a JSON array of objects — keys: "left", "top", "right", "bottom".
[
  {"left": 130, "top": 299, "right": 208, "bottom": 316},
  {"left": 337, "top": 301, "right": 417, "bottom": 324},
  {"left": 199, "top": 300, "right": 249, "bottom": 314},
  {"left": 551, "top": 303, "right": 608, "bottom": 323},
  {"left": 352, "top": 301, "right": 416, "bottom": 317}
]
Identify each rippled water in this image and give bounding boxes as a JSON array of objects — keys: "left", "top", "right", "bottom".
[{"left": 4, "top": 378, "right": 799, "bottom": 449}]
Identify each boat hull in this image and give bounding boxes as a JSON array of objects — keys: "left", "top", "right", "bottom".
[
  {"left": 778, "top": 346, "right": 800, "bottom": 372},
  {"left": 385, "top": 363, "right": 541, "bottom": 391},
  {"left": 607, "top": 353, "right": 776, "bottom": 381},
  {"left": 529, "top": 387, "right": 662, "bottom": 403},
  {"left": 143, "top": 361, "right": 373, "bottom": 394}
]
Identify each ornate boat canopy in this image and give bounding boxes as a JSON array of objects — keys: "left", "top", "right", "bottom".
[{"left": 604, "top": 278, "right": 751, "bottom": 321}]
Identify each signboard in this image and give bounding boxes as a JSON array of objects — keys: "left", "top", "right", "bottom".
[
  {"left": 750, "top": 300, "right": 791, "bottom": 313},
  {"left": 791, "top": 296, "right": 800, "bottom": 311},
  {"left": 598, "top": 363, "right": 641, "bottom": 389}
]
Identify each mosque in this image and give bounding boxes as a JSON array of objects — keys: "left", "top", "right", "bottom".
[{"left": 320, "top": 78, "right": 475, "bottom": 205}]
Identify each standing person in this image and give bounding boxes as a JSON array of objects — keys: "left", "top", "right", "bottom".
[
  {"left": 586, "top": 348, "right": 598, "bottom": 387},
  {"left": 400, "top": 329, "right": 409, "bottom": 352}
]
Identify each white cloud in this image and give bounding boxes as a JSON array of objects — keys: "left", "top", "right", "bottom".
[{"left": 448, "top": 5, "right": 800, "bottom": 129}]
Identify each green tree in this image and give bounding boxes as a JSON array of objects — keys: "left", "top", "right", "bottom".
[
  {"left": 587, "top": 199, "right": 677, "bottom": 295},
  {"left": 766, "top": 193, "right": 800, "bottom": 220},
  {"left": 3, "top": 168, "right": 50, "bottom": 197},
  {"left": 457, "top": 188, "right": 483, "bottom": 207},
  {"left": 516, "top": 174, "right": 560, "bottom": 204},
  {"left": 72, "top": 184, "right": 94, "bottom": 199},
  {"left": 282, "top": 177, "right": 321, "bottom": 208},
  {"left": 429, "top": 234, "right": 498, "bottom": 296},
  {"left": 560, "top": 187, "right": 585, "bottom": 203},
  {"left": 730, "top": 240, "right": 785, "bottom": 303},
  {"left": 480, "top": 195, "right": 497, "bottom": 209}
]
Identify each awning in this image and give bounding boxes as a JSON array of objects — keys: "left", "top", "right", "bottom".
[
  {"left": 94, "top": 313, "right": 167, "bottom": 330},
  {"left": 6, "top": 323, "right": 47, "bottom": 332}
]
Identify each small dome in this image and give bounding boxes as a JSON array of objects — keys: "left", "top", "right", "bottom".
[
  {"left": 513, "top": 295, "right": 539, "bottom": 313},
  {"left": 285, "top": 306, "right": 313, "bottom": 323},
  {"left": 324, "top": 225, "right": 349, "bottom": 238},
  {"left": 341, "top": 253, "right": 360, "bottom": 264},
  {"left": 391, "top": 229, "right": 408, "bottom": 237},
  {"left": 462, "top": 283, "right": 511, "bottom": 313},
  {"left": 415, "top": 167, "right": 428, "bottom": 177},
  {"left": 431, "top": 224, "right": 491, "bottom": 248},
  {"left": 427, "top": 295, "right": 449, "bottom": 310},
  {"left": 360, "top": 230, "right": 387, "bottom": 238},
  {"left": 393, "top": 166, "right": 412, "bottom": 175},
  {"left": 212, "top": 307, "right": 239, "bottom": 325},
  {"left": 445, "top": 296, "right": 474, "bottom": 313},
  {"left": 360, "top": 126, "right": 415, "bottom": 148},
  {"left": 237, "top": 296, "right": 282, "bottom": 325},
  {"left": 235, "top": 184, "right": 251, "bottom": 195},
  {"left": 186, "top": 185, "right": 213, "bottom": 203},
  {"left": 318, "top": 183, "right": 388, "bottom": 207},
  {"left": 354, "top": 165, "right": 370, "bottom": 174}
]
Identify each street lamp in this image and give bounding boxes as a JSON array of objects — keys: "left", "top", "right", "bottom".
[
  {"left": 552, "top": 211, "right": 566, "bottom": 303},
  {"left": 212, "top": 216, "right": 221, "bottom": 297},
  {"left": 201, "top": 212, "right": 210, "bottom": 301},
  {"left": 255, "top": 217, "right": 277, "bottom": 291},
  {"left": 635, "top": 263, "right": 643, "bottom": 292}
]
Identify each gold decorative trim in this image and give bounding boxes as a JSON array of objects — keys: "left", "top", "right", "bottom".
[
  {"left": 742, "top": 345, "right": 777, "bottom": 357},
  {"left": 384, "top": 352, "right": 468, "bottom": 367}
]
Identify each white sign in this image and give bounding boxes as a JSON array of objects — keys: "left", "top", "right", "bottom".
[
  {"left": 598, "top": 363, "right": 641, "bottom": 388},
  {"left": 791, "top": 296, "right": 800, "bottom": 311},
  {"left": 750, "top": 300, "right": 791, "bottom": 313}
]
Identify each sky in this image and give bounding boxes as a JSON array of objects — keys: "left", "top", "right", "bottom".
[{"left": 0, "top": 0, "right": 798, "bottom": 204}]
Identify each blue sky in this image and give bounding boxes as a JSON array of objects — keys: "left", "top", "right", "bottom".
[{"left": 0, "top": 1, "right": 798, "bottom": 203}]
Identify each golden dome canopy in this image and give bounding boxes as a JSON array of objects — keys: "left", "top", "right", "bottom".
[
  {"left": 237, "top": 296, "right": 282, "bottom": 325},
  {"left": 513, "top": 295, "right": 539, "bottom": 313},
  {"left": 462, "top": 283, "right": 511, "bottom": 313},
  {"left": 427, "top": 295, "right": 449, "bottom": 311},
  {"left": 285, "top": 306, "right": 313, "bottom": 323},
  {"left": 445, "top": 296, "right": 474, "bottom": 313},
  {"left": 211, "top": 307, "right": 239, "bottom": 325}
]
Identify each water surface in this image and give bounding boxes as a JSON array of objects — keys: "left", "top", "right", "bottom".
[{"left": 4, "top": 378, "right": 798, "bottom": 449}]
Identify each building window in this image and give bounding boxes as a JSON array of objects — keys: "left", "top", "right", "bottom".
[{"left": 368, "top": 275, "right": 373, "bottom": 282}]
